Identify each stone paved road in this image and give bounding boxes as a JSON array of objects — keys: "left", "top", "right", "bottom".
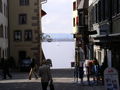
[{"left": 0, "top": 69, "right": 105, "bottom": 90}]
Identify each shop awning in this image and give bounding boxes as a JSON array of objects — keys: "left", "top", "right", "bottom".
[{"left": 94, "top": 33, "right": 120, "bottom": 44}]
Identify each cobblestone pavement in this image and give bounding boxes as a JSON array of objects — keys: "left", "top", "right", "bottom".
[{"left": 0, "top": 69, "right": 105, "bottom": 90}]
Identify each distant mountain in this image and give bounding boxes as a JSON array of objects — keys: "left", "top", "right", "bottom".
[{"left": 42, "top": 33, "right": 74, "bottom": 42}]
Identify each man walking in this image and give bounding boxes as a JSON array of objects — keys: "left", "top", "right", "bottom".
[
  {"left": 28, "top": 58, "right": 38, "bottom": 80},
  {"left": 1, "top": 58, "right": 12, "bottom": 79},
  {"left": 39, "top": 60, "right": 52, "bottom": 90}
]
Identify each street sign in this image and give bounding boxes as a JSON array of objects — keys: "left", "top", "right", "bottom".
[{"left": 104, "top": 67, "right": 120, "bottom": 90}]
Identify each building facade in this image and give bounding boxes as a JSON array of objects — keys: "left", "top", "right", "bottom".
[
  {"left": 0, "top": 0, "right": 8, "bottom": 59},
  {"left": 73, "top": 0, "right": 89, "bottom": 67},
  {"left": 88, "top": 0, "right": 120, "bottom": 81},
  {"left": 8, "top": 0, "right": 44, "bottom": 67}
]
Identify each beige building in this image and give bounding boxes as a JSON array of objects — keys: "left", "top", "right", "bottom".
[
  {"left": 0, "top": 0, "right": 8, "bottom": 59},
  {"left": 72, "top": 0, "right": 79, "bottom": 34},
  {"left": 8, "top": 0, "right": 45, "bottom": 67}
]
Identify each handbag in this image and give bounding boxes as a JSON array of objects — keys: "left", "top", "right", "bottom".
[{"left": 49, "top": 80, "right": 55, "bottom": 90}]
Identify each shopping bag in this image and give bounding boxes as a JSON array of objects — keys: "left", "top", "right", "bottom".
[{"left": 49, "top": 80, "right": 55, "bottom": 90}]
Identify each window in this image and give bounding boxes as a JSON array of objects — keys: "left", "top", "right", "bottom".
[
  {"left": 98, "top": 1, "right": 101, "bottom": 22},
  {"left": 0, "top": 0, "right": 2, "bottom": 13},
  {"left": 78, "top": 12, "right": 84, "bottom": 25},
  {"left": 119, "top": 0, "right": 120, "bottom": 12},
  {"left": 76, "top": 16, "right": 79, "bottom": 26},
  {"left": 104, "top": 0, "right": 109, "bottom": 19},
  {"left": 6, "top": 5, "right": 8, "bottom": 17},
  {"left": 4, "top": 3, "right": 5, "bottom": 15},
  {"left": 73, "top": 2, "right": 76, "bottom": 11},
  {"left": 0, "top": 25, "right": 3, "bottom": 37},
  {"left": 5, "top": 48, "right": 8, "bottom": 57},
  {"left": 73, "top": 18, "right": 75, "bottom": 27},
  {"left": 77, "top": 0, "right": 81, "bottom": 8},
  {"left": 14, "top": 30, "right": 22, "bottom": 41},
  {"left": 101, "top": 0, "right": 105, "bottom": 20},
  {"left": 112, "top": 0, "right": 117, "bottom": 16},
  {"left": 0, "top": 48, "right": 1, "bottom": 58},
  {"left": 19, "top": 14, "right": 27, "bottom": 24},
  {"left": 85, "top": 15, "right": 88, "bottom": 25},
  {"left": 95, "top": 4, "right": 98, "bottom": 23},
  {"left": 24, "top": 30, "right": 32, "bottom": 41},
  {"left": 5, "top": 26, "right": 7, "bottom": 38},
  {"left": 20, "top": 0, "right": 29, "bottom": 5}
]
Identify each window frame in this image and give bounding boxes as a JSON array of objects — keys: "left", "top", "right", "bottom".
[
  {"left": 20, "top": 0, "right": 29, "bottom": 6},
  {"left": 73, "top": 1, "right": 76, "bottom": 11},
  {"left": 14, "top": 30, "right": 22, "bottom": 41},
  {"left": 24, "top": 30, "right": 32, "bottom": 41},
  {"left": 0, "top": 25, "right": 3, "bottom": 38},
  {"left": 19, "top": 14, "right": 27, "bottom": 24}
]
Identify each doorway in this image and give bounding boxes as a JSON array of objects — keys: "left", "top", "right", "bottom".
[{"left": 19, "top": 51, "right": 26, "bottom": 62}]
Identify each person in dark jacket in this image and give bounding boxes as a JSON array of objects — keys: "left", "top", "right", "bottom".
[
  {"left": 1, "top": 58, "right": 12, "bottom": 79},
  {"left": 28, "top": 58, "right": 38, "bottom": 80},
  {"left": 39, "top": 60, "right": 53, "bottom": 90}
]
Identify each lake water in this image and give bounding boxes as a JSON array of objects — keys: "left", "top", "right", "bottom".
[{"left": 42, "top": 41, "right": 75, "bottom": 69}]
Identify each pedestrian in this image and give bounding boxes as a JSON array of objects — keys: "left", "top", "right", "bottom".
[
  {"left": 39, "top": 60, "right": 53, "bottom": 90},
  {"left": 1, "top": 58, "right": 12, "bottom": 79},
  {"left": 28, "top": 58, "right": 38, "bottom": 80},
  {"left": 46, "top": 59, "right": 52, "bottom": 67},
  {"left": 79, "top": 65, "right": 84, "bottom": 84}
]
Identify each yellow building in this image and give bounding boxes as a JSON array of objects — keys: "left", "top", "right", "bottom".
[{"left": 8, "top": 0, "right": 45, "bottom": 67}]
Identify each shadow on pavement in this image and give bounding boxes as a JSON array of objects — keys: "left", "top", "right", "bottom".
[{"left": 0, "top": 81, "right": 105, "bottom": 90}]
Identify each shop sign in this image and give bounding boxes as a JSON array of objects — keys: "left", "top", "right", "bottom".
[{"left": 104, "top": 67, "right": 120, "bottom": 90}]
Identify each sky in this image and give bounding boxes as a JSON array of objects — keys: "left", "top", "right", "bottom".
[
  {"left": 41, "top": 0, "right": 93, "bottom": 68},
  {"left": 41, "top": 0, "right": 75, "bottom": 68},
  {"left": 42, "top": 0, "right": 73, "bottom": 33}
]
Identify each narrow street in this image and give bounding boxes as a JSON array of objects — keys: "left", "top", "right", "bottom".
[{"left": 0, "top": 69, "right": 105, "bottom": 90}]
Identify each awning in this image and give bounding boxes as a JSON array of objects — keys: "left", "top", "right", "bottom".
[
  {"left": 41, "top": 9, "right": 47, "bottom": 17},
  {"left": 94, "top": 33, "right": 120, "bottom": 44},
  {"left": 94, "top": 33, "right": 120, "bottom": 40},
  {"left": 78, "top": 0, "right": 88, "bottom": 10}
]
